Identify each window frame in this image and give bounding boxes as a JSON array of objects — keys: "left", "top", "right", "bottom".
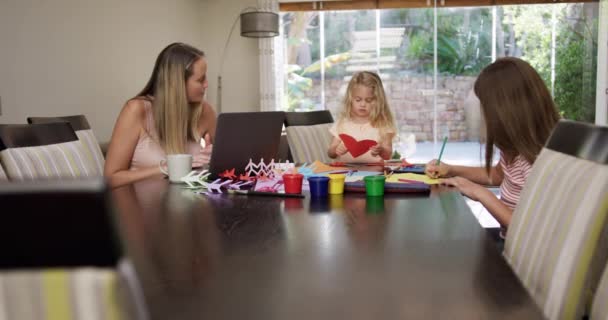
[{"left": 280, "top": 0, "right": 598, "bottom": 11}]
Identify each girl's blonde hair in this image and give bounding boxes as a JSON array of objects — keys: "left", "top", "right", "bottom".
[
  {"left": 474, "top": 57, "right": 560, "bottom": 173},
  {"left": 341, "top": 71, "right": 396, "bottom": 136},
  {"left": 136, "top": 43, "right": 204, "bottom": 154}
]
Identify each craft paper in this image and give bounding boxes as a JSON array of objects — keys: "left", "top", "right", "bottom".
[
  {"left": 339, "top": 134, "right": 377, "bottom": 158},
  {"left": 386, "top": 173, "right": 440, "bottom": 185},
  {"left": 310, "top": 160, "right": 349, "bottom": 173}
]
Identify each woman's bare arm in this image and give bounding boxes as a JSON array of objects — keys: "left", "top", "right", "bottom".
[{"left": 104, "top": 100, "right": 163, "bottom": 188}]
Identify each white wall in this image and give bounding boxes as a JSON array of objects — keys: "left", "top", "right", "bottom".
[
  {"left": 200, "top": 0, "right": 260, "bottom": 114},
  {"left": 0, "top": 0, "right": 261, "bottom": 142}
]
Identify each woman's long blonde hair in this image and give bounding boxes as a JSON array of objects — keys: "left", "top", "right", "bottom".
[
  {"left": 341, "top": 71, "right": 396, "bottom": 136},
  {"left": 474, "top": 57, "right": 560, "bottom": 173},
  {"left": 136, "top": 43, "right": 204, "bottom": 154}
]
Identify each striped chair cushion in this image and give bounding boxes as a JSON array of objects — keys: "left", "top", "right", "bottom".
[
  {"left": 286, "top": 123, "right": 333, "bottom": 164},
  {"left": 592, "top": 264, "right": 608, "bottom": 320},
  {"left": 0, "top": 269, "right": 126, "bottom": 320},
  {"left": 0, "top": 164, "right": 6, "bottom": 181},
  {"left": 75, "top": 129, "right": 105, "bottom": 175},
  {"left": 504, "top": 148, "right": 608, "bottom": 320},
  {"left": 0, "top": 140, "right": 99, "bottom": 180}
]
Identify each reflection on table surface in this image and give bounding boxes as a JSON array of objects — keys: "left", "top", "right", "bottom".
[{"left": 111, "top": 178, "right": 543, "bottom": 320}]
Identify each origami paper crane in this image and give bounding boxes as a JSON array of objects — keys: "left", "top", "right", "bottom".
[
  {"left": 219, "top": 168, "right": 237, "bottom": 180},
  {"left": 181, "top": 170, "right": 211, "bottom": 188}
]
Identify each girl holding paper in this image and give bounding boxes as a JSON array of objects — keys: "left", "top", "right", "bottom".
[{"left": 327, "top": 71, "right": 397, "bottom": 163}]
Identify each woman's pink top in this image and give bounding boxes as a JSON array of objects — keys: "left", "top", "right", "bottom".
[{"left": 129, "top": 100, "right": 202, "bottom": 170}]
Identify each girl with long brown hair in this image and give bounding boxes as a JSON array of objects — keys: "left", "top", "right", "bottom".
[{"left": 426, "top": 57, "right": 560, "bottom": 230}]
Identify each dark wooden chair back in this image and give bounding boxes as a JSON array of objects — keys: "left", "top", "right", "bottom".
[
  {"left": 284, "top": 110, "right": 334, "bottom": 127},
  {"left": 28, "top": 115, "right": 92, "bottom": 131},
  {"left": 0, "top": 122, "right": 78, "bottom": 151},
  {"left": 545, "top": 120, "right": 608, "bottom": 164},
  {"left": 0, "top": 179, "right": 122, "bottom": 268}
]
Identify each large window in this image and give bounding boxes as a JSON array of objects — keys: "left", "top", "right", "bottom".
[{"left": 279, "top": 2, "right": 599, "bottom": 165}]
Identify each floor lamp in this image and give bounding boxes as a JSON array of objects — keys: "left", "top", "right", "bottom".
[{"left": 217, "top": 9, "right": 279, "bottom": 113}]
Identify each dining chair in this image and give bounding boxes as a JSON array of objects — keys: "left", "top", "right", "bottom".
[
  {"left": 284, "top": 110, "right": 334, "bottom": 127},
  {"left": 284, "top": 110, "right": 335, "bottom": 163},
  {"left": 503, "top": 120, "right": 608, "bottom": 320},
  {"left": 0, "top": 179, "right": 121, "bottom": 268},
  {"left": 0, "top": 122, "right": 100, "bottom": 180},
  {"left": 0, "top": 162, "right": 6, "bottom": 181},
  {"left": 0, "top": 178, "right": 146, "bottom": 320},
  {"left": 591, "top": 263, "right": 608, "bottom": 319},
  {"left": 28, "top": 115, "right": 105, "bottom": 174}
]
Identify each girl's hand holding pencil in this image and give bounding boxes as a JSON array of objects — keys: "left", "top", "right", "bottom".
[
  {"left": 425, "top": 136, "right": 450, "bottom": 179},
  {"left": 425, "top": 160, "right": 451, "bottom": 179}
]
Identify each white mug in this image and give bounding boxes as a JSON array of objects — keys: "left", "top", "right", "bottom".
[{"left": 160, "top": 154, "right": 193, "bottom": 183}]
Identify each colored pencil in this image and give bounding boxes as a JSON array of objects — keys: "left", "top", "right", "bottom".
[{"left": 436, "top": 136, "right": 448, "bottom": 165}]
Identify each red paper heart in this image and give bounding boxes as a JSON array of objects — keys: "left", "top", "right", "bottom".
[{"left": 339, "top": 134, "right": 377, "bottom": 158}]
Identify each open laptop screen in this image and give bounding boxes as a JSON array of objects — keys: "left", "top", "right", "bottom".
[{"left": 208, "top": 111, "right": 285, "bottom": 177}]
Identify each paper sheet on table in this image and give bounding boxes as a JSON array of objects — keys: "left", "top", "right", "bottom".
[
  {"left": 344, "top": 171, "right": 382, "bottom": 183},
  {"left": 309, "top": 160, "right": 349, "bottom": 173},
  {"left": 386, "top": 173, "right": 440, "bottom": 185}
]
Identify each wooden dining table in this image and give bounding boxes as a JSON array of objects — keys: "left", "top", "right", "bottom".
[{"left": 111, "top": 177, "right": 544, "bottom": 320}]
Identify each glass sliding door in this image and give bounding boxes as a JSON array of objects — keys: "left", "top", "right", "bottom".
[
  {"left": 494, "top": 3, "right": 598, "bottom": 122},
  {"left": 378, "top": 8, "right": 436, "bottom": 160},
  {"left": 281, "top": 12, "right": 322, "bottom": 111},
  {"left": 409, "top": 5, "right": 493, "bottom": 165},
  {"left": 322, "top": 10, "right": 379, "bottom": 116},
  {"left": 279, "top": 1, "right": 598, "bottom": 163}
]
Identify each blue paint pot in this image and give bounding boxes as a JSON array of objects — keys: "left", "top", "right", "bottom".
[{"left": 308, "top": 176, "right": 329, "bottom": 197}]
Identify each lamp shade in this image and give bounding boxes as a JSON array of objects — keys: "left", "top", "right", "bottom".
[{"left": 240, "top": 11, "right": 279, "bottom": 38}]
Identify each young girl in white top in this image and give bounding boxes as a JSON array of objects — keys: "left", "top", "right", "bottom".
[{"left": 327, "top": 71, "right": 397, "bottom": 163}]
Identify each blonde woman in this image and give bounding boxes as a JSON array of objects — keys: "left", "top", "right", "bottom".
[
  {"left": 327, "top": 71, "right": 397, "bottom": 162},
  {"left": 105, "top": 43, "right": 216, "bottom": 188}
]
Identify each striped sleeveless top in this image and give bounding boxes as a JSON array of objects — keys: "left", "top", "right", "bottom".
[{"left": 499, "top": 151, "right": 533, "bottom": 210}]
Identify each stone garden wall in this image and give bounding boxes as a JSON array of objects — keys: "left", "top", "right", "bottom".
[{"left": 307, "top": 75, "right": 480, "bottom": 142}]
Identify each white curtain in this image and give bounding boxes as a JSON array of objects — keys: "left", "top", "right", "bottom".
[{"left": 258, "top": 0, "right": 283, "bottom": 112}]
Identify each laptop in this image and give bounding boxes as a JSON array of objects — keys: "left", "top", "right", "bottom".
[{"left": 208, "top": 111, "right": 285, "bottom": 178}]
